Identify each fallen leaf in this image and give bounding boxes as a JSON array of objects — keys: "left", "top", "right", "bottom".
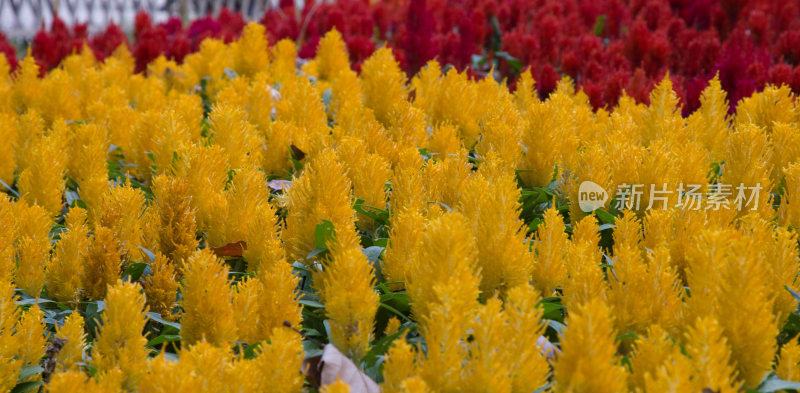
[
  {"left": 302, "top": 354, "right": 324, "bottom": 389},
  {"left": 268, "top": 179, "right": 292, "bottom": 191},
  {"left": 210, "top": 241, "right": 247, "bottom": 257},
  {"left": 317, "top": 344, "right": 379, "bottom": 393},
  {"left": 290, "top": 144, "right": 306, "bottom": 160}
]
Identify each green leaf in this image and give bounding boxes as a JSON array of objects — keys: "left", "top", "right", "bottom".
[
  {"left": 303, "top": 340, "right": 323, "bottom": 358},
  {"left": 147, "top": 312, "right": 181, "bottom": 334},
  {"left": 364, "top": 246, "right": 384, "bottom": 262},
  {"left": 537, "top": 297, "right": 566, "bottom": 322},
  {"left": 298, "top": 299, "right": 325, "bottom": 309},
  {"left": 16, "top": 298, "right": 55, "bottom": 306},
  {"left": 0, "top": 179, "right": 20, "bottom": 198},
  {"left": 593, "top": 14, "right": 608, "bottom": 36},
  {"left": 616, "top": 332, "right": 639, "bottom": 341},
  {"left": 595, "top": 208, "right": 616, "bottom": 224},
  {"left": 757, "top": 373, "right": 800, "bottom": 392},
  {"left": 242, "top": 342, "right": 263, "bottom": 359},
  {"left": 362, "top": 328, "right": 406, "bottom": 369},
  {"left": 306, "top": 248, "right": 329, "bottom": 260},
  {"left": 314, "top": 220, "right": 336, "bottom": 251},
  {"left": 786, "top": 285, "right": 800, "bottom": 303},
  {"left": 11, "top": 382, "right": 43, "bottom": 393},
  {"left": 322, "top": 88, "right": 333, "bottom": 112},
  {"left": 146, "top": 334, "right": 181, "bottom": 347},
  {"left": 495, "top": 51, "right": 523, "bottom": 73},
  {"left": 136, "top": 245, "right": 156, "bottom": 263},
  {"left": 17, "top": 366, "right": 43, "bottom": 380},
  {"left": 122, "top": 262, "right": 151, "bottom": 281},
  {"left": 547, "top": 320, "right": 566, "bottom": 335}
]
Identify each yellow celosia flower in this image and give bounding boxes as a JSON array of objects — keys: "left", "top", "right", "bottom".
[
  {"left": 408, "top": 213, "right": 480, "bottom": 392},
  {"left": 458, "top": 156, "right": 532, "bottom": 296},
  {"left": 284, "top": 149, "right": 355, "bottom": 262},
  {"left": 767, "top": 227, "right": 800, "bottom": 325},
  {"left": 18, "top": 129, "right": 68, "bottom": 217},
  {"left": 47, "top": 370, "right": 124, "bottom": 393},
  {"left": 315, "top": 29, "right": 350, "bottom": 82},
  {"left": 639, "top": 75, "right": 684, "bottom": 146},
  {"left": 269, "top": 39, "right": 299, "bottom": 84},
  {"left": 223, "top": 166, "right": 271, "bottom": 246},
  {"left": 687, "top": 75, "right": 729, "bottom": 162},
  {"left": 256, "top": 262, "right": 302, "bottom": 341},
  {"left": 260, "top": 120, "right": 295, "bottom": 176},
  {"left": 493, "top": 284, "right": 549, "bottom": 392},
  {"left": 14, "top": 110, "right": 46, "bottom": 173},
  {"left": 716, "top": 236, "right": 778, "bottom": 388},
  {"left": 208, "top": 103, "right": 263, "bottom": 169},
  {"left": 412, "top": 63, "right": 481, "bottom": 147},
  {"left": 13, "top": 304, "right": 47, "bottom": 381},
  {"left": 0, "top": 198, "right": 15, "bottom": 283},
  {"left": 67, "top": 123, "right": 109, "bottom": 210},
  {"left": 337, "top": 138, "right": 391, "bottom": 231},
  {"left": 232, "top": 277, "right": 261, "bottom": 344},
  {"left": 561, "top": 143, "right": 614, "bottom": 220},
  {"left": 317, "top": 233, "right": 379, "bottom": 362},
  {"left": 780, "top": 162, "right": 800, "bottom": 228},
  {"left": 0, "top": 278, "right": 21, "bottom": 390},
  {"left": 0, "top": 56, "right": 10, "bottom": 111},
  {"left": 390, "top": 147, "right": 427, "bottom": 214},
  {"left": 232, "top": 22, "right": 270, "bottom": 77},
  {"left": 770, "top": 122, "right": 800, "bottom": 185},
  {"left": 274, "top": 75, "right": 330, "bottom": 157},
  {"left": 321, "top": 379, "right": 350, "bottom": 393},
  {"left": 48, "top": 207, "right": 90, "bottom": 303},
  {"left": 629, "top": 325, "right": 680, "bottom": 391},
  {"left": 382, "top": 335, "right": 418, "bottom": 393},
  {"left": 777, "top": 340, "right": 800, "bottom": 382},
  {"left": 361, "top": 47, "right": 407, "bottom": 126},
  {"left": 144, "top": 253, "right": 178, "bottom": 319},
  {"left": 721, "top": 123, "right": 773, "bottom": 218},
  {"left": 553, "top": 298, "right": 627, "bottom": 393},
  {"left": 422, "top": 149, "right": 472, "bottom": 209},
  {"left": 82, "top": 227, "right": 122, "bottom": 300},
  {"left": 11, "top": 53, "right": 41, "bottom": 112},
  {"left": 151, "top": 109, "right": 192, "bottom": 175},
  {"left": 532, "top": 205, "right": 568, "bottom": 296},
  {"left": 92, "top": 280, "right": 149, "bottom": 390},
  {"left": 173, "top": 144, "right": 229, "bottom": 238},
  {"left": 37, "top": 69, "right": 81, "bottom": 124},
  {"left": 151, "top": 175, "right": 197, "bottom": 264},
  {"left": 382, "top": 208, "right": 424, "bottom": 288},
  {"left": 243, "top": 202, "right": 285, "bottom": 273},
  {"left": 735, "top": 84, "right": 795, "bottom": 133},
  {"left": 646, "top": 317, "right": 741, "bottom": 393},
  {"left": 56, "top": 311, "right": 87, "bottom": 371},
  {"left": 183, "top": 38, "right": 232, "bottom": 92},
  {"left": 95, "top": 184, "right": 146, "bottom": 260},
  {"left": 608, "top": 243, "right": 682, "bottom": 336},
  {"left": 15, "top": 235, "right": 50, "bottom": 297},
  {"left": 180, "top": 249, "right": 237, "bottom": 346},
  {"left": 252, "top": 327, "right": 305, "bottom": 392},
  {"left": 0, "top": 113, "right": 17, "bottom": 186}
]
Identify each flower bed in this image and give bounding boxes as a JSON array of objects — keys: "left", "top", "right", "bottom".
[{"left": 1, "top": 10, "right": 800, "bottom": 393}]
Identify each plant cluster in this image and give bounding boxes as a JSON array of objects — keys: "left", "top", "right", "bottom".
[
  {"left": 4, "top": 0, "right": 800, "bottom": 112},
  {"left": 1, "top": 22, "right": 800, "bottom": 392}
]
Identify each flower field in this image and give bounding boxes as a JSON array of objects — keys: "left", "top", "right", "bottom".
[{"left": 2, "top": 1, "right": 800, "bottom": 392}]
